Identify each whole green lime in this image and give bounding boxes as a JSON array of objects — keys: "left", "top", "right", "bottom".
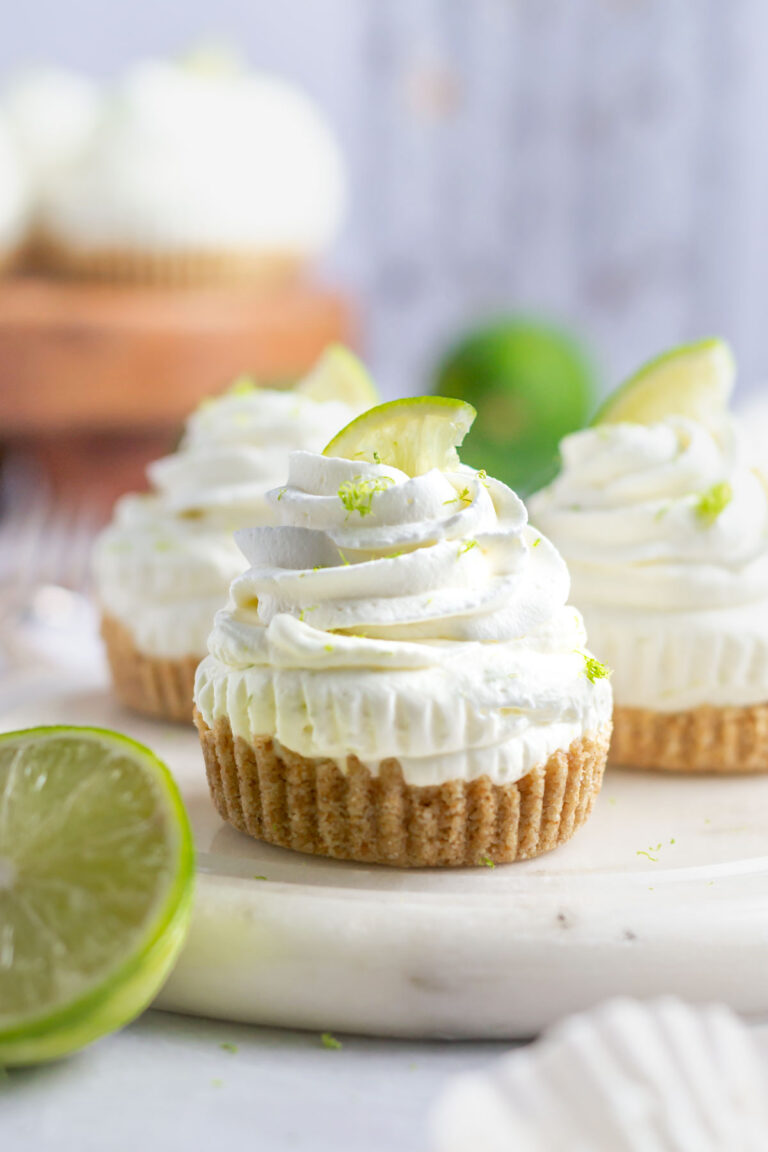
[{"left": 432, "top": 319, "right": 597, "bottom": 494}]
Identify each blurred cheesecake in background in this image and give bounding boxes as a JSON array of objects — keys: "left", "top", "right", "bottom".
[
  {"left": 37, "top": 54, "right": 347, "bottom": 286},
  {"left": 95, "top": 345, "right": 376, "bottom": 721}
]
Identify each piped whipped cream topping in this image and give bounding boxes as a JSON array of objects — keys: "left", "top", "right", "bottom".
[
  {"left": 195, "top": 452, "right": 612, "bottom": 784},
  {"left": 530, "top": 416, "right": 768, "bottom": 709},
  {"left": 43, "top": 60, "right": 346, "bottom": 253},
  {"left": 94, "top": 388, "right": 359, "bottom": 659}
]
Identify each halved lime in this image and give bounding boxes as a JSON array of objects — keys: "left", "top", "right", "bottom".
[
  {"left": 298, "top": 344, "right": 379, "bottom": 410},
  {"left": 0, "top": 726, "right": 194, "bottom": 1066},
  {"left": 593, "top": 338, "right": 735, "bottom": 430},
  {"left": 323, "top": 396, "right": 476, "bottom": 476}
]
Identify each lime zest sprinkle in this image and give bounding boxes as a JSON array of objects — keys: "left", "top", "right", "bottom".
[
  {"left": 338, "top": 548, "right": 351, "bottom": 566},
  {"left": 321, "top": 1032, "right": 342, "bottom": 1050},
  {"left": 444, "top": 486, "right": 472, "bottom": 506},
  {"left": 228, "top": 375, "right": 259, "bottom": 396},
  {"left": 533, "top": 537, "right": 542, "bottom": 547},
  {"left": 458, "top": 539, "right": 478, "bottom": 557},
  {"left": 578, "top": 653, "right": 612, "bottom": 683},
  {"left": 695, "top": 480, "right": 732, "bottom": 525},
  {"left": 220, "top": 1042, "right": 238, "bottom": 1054},
  {"left": 298, "top": 606, "right": 317, "bottom": 623},
  {"left": 373, "top": 450, "right": 381, "bottom": 464},
  {"left": 276, "top": 488, "right": 287, "bottom": 502},
  {"left": 480, "top": 856, "right": 495, "bottom": 868},
  {"left": 637, "top": 849, "right": 658, "bottom": 862},
  {"left": 252, "top": 875, "right": 267, "bottom": 881},
  {"left": 338, "top": 474, "right": 395, "bottom": 517},
  {"left": 324, "top": 644, "right": 334, "bottom": 652},
  {"left": 211, "top": 1079, "right": 223, "bottom": 1088}
]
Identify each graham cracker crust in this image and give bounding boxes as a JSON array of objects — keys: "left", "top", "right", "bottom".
[
  {"left": 195, "top": 712, "right": 611, "bottom": 867},
  {"left": 611, "top": 703, "right": 768, "bottom": 773},
  {"left": 101, "top": 612, "right": 199, "bottom": 723},
  {"left": 36, "top": 235, "right": 304, "bottom": 288}
]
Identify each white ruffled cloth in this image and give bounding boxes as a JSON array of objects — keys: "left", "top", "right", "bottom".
[{"left": 430, "top": 998, "right": 768, "bottom": 1151}]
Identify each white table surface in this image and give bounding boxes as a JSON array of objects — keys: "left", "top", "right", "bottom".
[
  {"left": 5, "top": 1011, "right": 768, "bottom": 1151},
  {"left": 3, "top": 1011, "right": 512, "bottom": 1151}
]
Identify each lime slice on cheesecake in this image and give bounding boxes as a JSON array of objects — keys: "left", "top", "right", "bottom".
[
  {"left": 0, "top": 726, "right": 194, "bottom": 1066},
  {"left": 323, "top": 396, "right": 476, "bottom": 475},
  {"left": 298, "top": 344, "right": 379, "bottom": 410},
  {"left": 594, "top": 338, "right": 735, "bottom": 430}
]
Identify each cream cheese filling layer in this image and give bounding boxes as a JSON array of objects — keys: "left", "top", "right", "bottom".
[
  {"left": 530, "top": 416, "right": 768, "bottom": 711},
  {"left": 194, "top": 452, "right": 612, "bottom": 785}
]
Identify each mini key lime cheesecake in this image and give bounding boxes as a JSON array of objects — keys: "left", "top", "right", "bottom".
[
  {"left": 39, "top": 55, "right": 345, "bottom": 285},
  {"left": 531, "top": 339, "right": 768, "bottom": 772},
  {"left": 193, "top": 394, "right": 613, "bottom": 866},
  {"left": 94, "top": 346, "right": 376, "bottom": 722}
]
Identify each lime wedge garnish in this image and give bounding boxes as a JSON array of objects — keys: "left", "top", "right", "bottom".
[
  {"left": 0, "top": 727, "right": 194, "bottom": 1066},
  {"left": 323, "top": 396, "right": 476, "bottom": 475},
  {"left": 593, "top": 338, "right": 735, "bottom": 430},
  {"left": 298, "top": 344, "right": 379, "bottom": 410}
]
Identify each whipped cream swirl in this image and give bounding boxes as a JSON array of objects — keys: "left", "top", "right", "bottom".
[
  {"left": 94, "top": 388, "right": 358, "bottom": 658},
  {"left": 195, "top": 452, "right": 612, "bottom": 784},
  {"left": 530, "top": 417, "right": 768, "bottom": 709}
]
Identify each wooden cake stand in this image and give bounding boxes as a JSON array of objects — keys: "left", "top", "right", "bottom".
[{"left": 0, "top": 277, "right": 356, "bottom": 513}]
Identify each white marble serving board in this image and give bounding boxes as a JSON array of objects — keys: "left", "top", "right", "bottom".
[{"left": 3, "top": 668, "right": 768, "bottom": 1040}]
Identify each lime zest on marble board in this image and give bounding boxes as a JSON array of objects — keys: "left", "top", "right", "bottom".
[
  {"left": 0, "top": 726, "right": 194, "bottom": 1066},
  {"left": 593, "top": 337, "right": 735, "bottom": 432},
  {"left": 323, "top": 396, "right": 477, "bottom": 476}
]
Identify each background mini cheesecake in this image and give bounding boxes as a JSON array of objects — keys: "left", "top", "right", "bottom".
[
  {"left": 531, "top": 338, "right": 768, "bottom": 773},
  {"left": 94, "top": 346, "right": 378, "bottom": 721}
]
